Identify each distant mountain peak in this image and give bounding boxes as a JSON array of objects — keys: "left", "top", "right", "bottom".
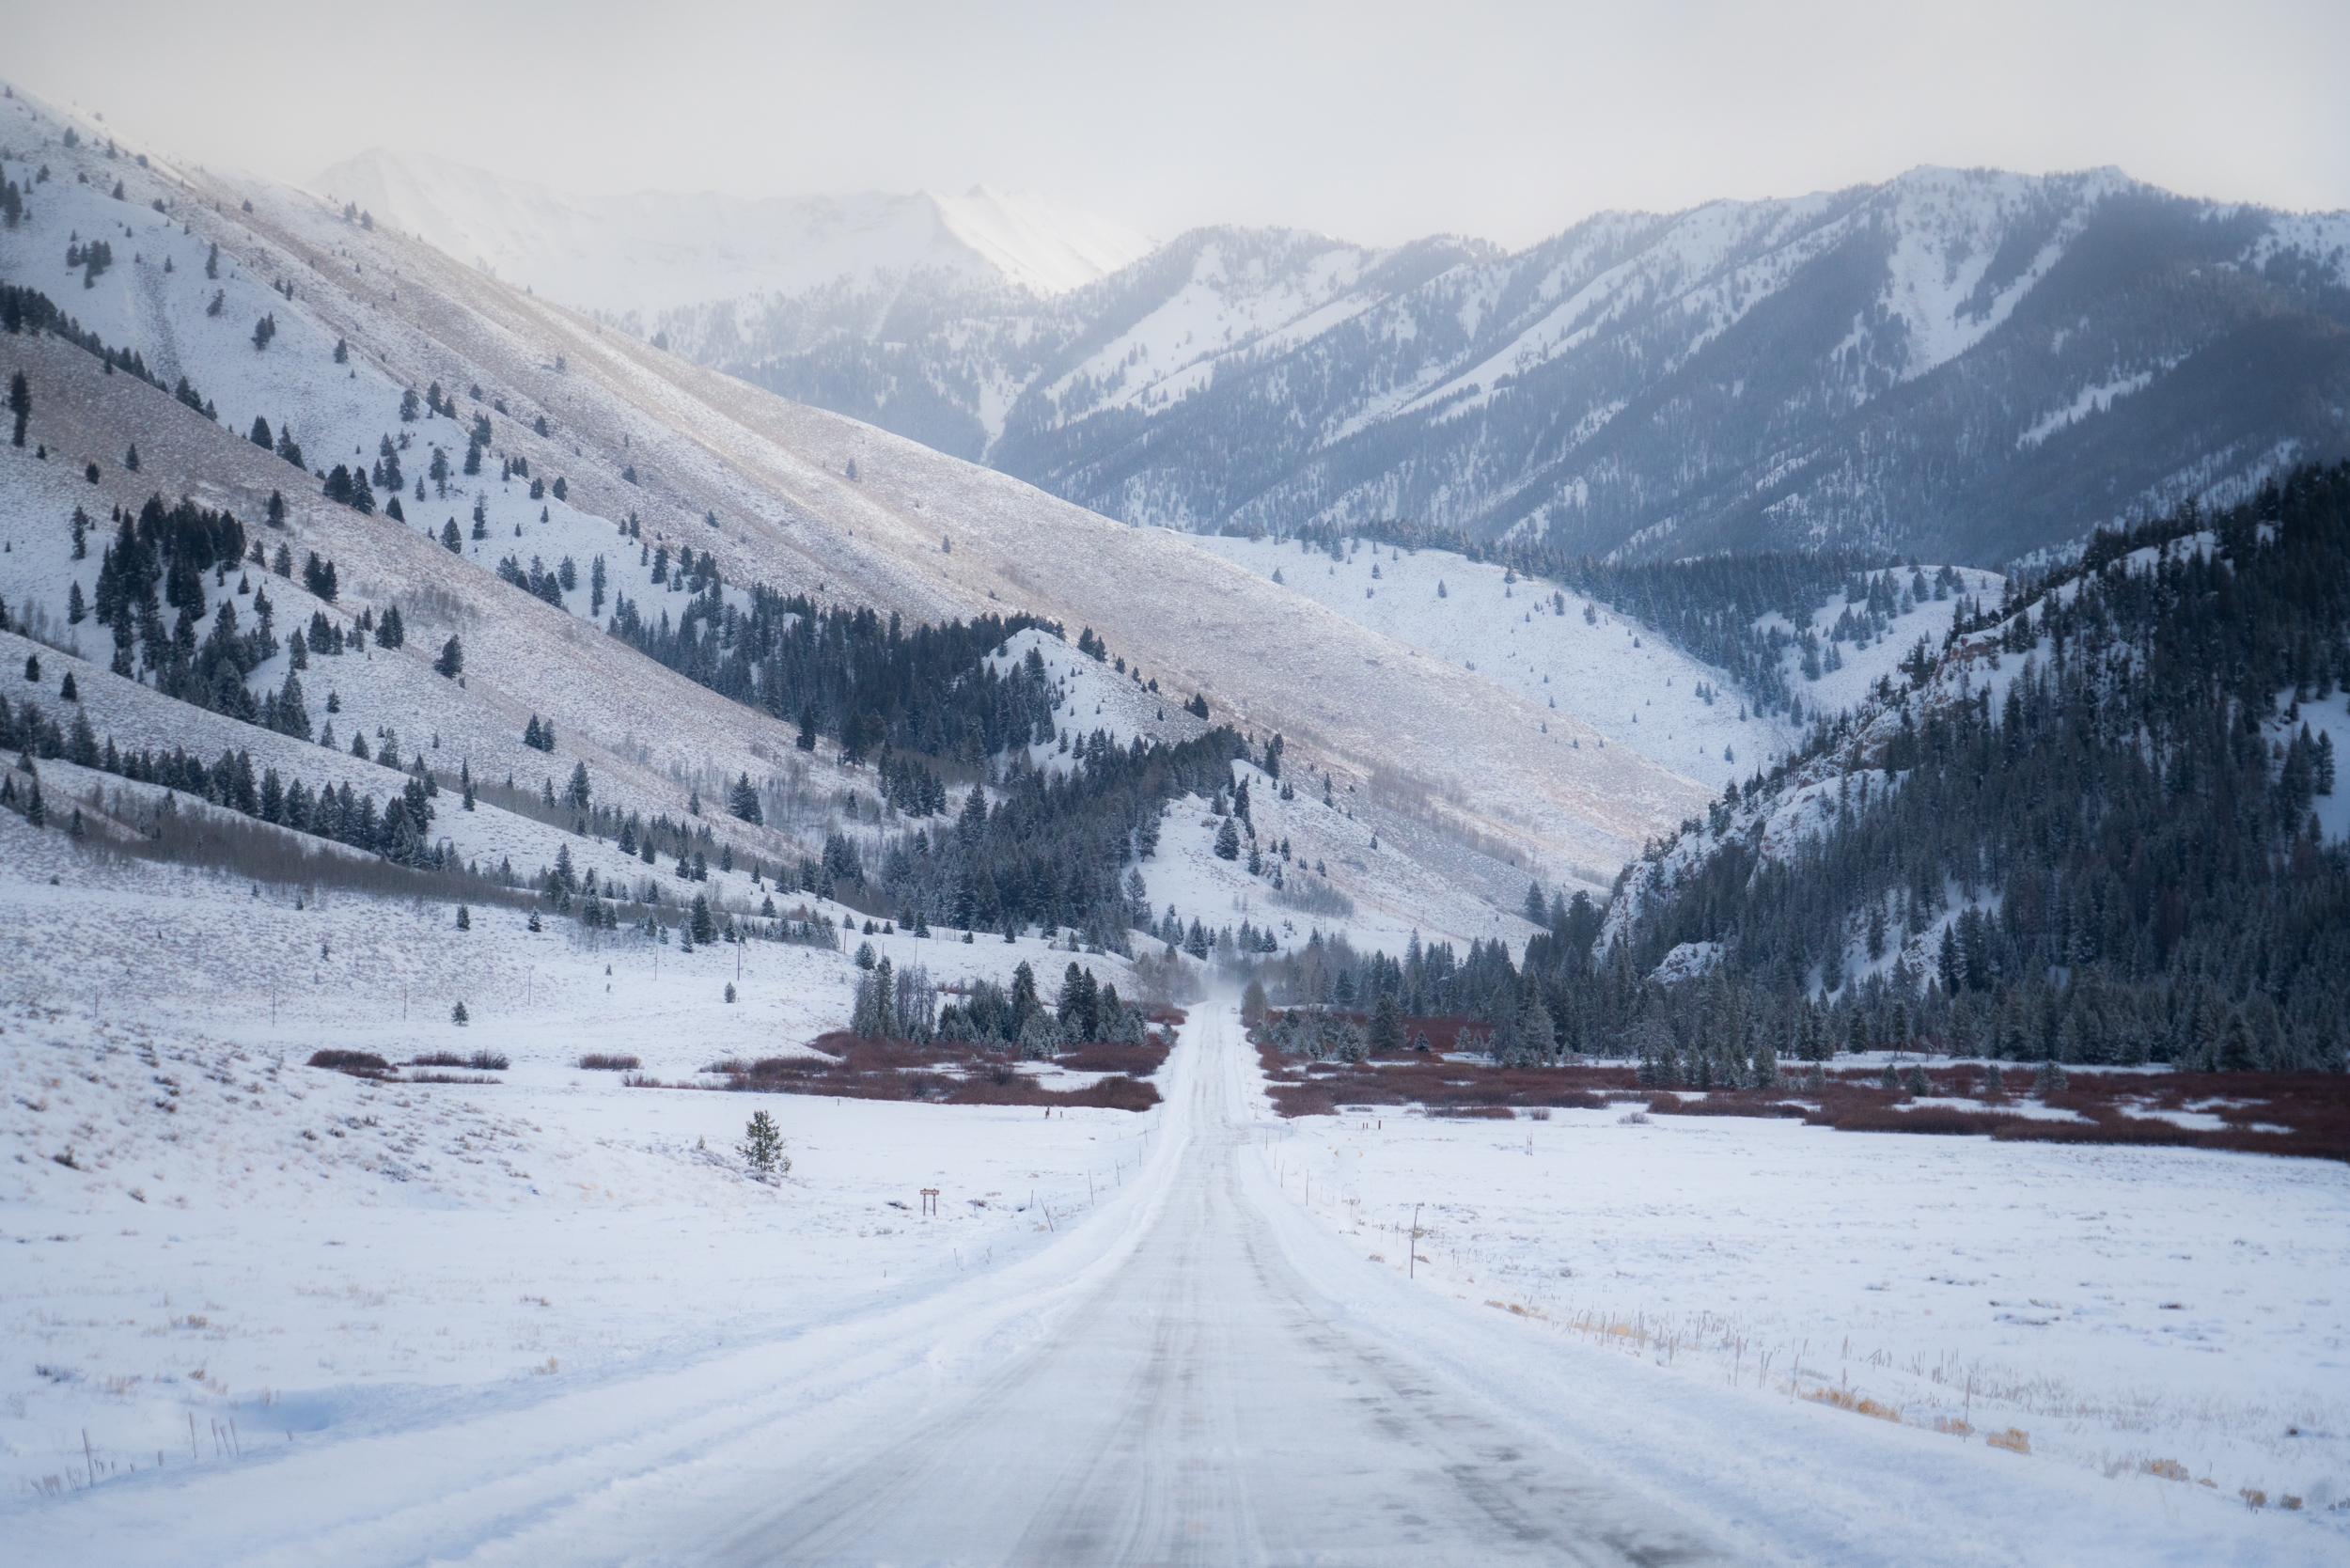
[
  {"left": 307, "top": 149, "right": 1154, "bottom": 321},
  {"left": 924, "top": 185, "right": 1156, "bottom": 296}
]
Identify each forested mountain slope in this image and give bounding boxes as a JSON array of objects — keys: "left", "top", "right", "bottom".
[
  {"left": 1198, "top": 464, "right": 2350, "bottom": 1101},
  {"left": 1587, "top": 463, "right": 2350, "bottom": 1074}
]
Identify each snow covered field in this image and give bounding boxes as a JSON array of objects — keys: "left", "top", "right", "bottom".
[
  {"left": 0, "top": 776, "right": 1167, "bottom": 1508},
  {"left": 1, "top": 1004, "right": 1144, "bottom": 1506},
  {"left": 1269, "top": 1094, "right": 2350, "bottom": 1526},
  {"left": 0, "top": 924, "right": 1153, "bottom": 1515},
  {"left": 8, "top": 1003, "right": 2342, "bottom": 1564}
]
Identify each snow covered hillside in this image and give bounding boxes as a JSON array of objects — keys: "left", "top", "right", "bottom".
[
  {"left": 312, "top": 150, "right": 1157, "bottom": 319},
  {"left": 0, "top": 79, "right": 1701, "bottom": 944},
  {"left": 1194, "top": 535, "right": 2008, "bottom": 796},
  {"left": 1198, "top": 534, "right": 1799, "bottom": 789}
]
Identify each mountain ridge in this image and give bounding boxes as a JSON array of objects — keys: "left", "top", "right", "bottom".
[{"left": 673, "top": 165, "right": 2350, "bottom": 565}]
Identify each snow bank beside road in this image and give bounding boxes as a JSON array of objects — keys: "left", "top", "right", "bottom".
[{"left": 1258, "top": 1084, "right": 2350, "bottom": 1545}]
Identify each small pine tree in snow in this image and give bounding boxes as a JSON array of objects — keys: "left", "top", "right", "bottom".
[
  {"left": 451, "top": 1001, "right": 469, "bottom": 1025},
  {"left": 738, "top": 1111, "right": 786, "bottom": 1176},
  {"left": 456, "top": 904, "right": 471, "bottom": 930}
]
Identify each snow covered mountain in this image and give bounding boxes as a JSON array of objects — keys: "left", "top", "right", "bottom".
[
  {"left": 0, "top": 81, "right": 1705, "bottom": 967},
  {"left": 683, "top": 167, "right": 2350, "bottom": 564},
  {"left": 314, "top": 152, "right": 2350, "bottom": 565},
  {"left": 311, "top": 149, "right": 1155, "bottom": 321}
]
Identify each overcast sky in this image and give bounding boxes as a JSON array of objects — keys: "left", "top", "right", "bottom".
[{"left": 12, "top": 0, "right": 2348, "bottom": 247}]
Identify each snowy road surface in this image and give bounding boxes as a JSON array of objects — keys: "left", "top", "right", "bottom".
[{"left": 698, "top": 1008, "right": 1718, "bottom": 1566}]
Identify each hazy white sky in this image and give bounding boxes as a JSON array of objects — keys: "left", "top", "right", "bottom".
[{"left": 11, "top": 0, "right": 2348, "bottom": 247}]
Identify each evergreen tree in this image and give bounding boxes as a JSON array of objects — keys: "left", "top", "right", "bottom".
[
  {"left": 7, "top": 368, "right": 26, "bottom": 447},
  {"left": 1057, "top": 962, "right": 1101, "bottom": 1041},
  {"left": 434, "top": 635, "right": 463, "bottom": 678},
  {"left": 738, "top": 1110, "right": 786, "bottom": 1175},
  {"left": 728, "top": 772, "right": 762, "bottom": 823}
]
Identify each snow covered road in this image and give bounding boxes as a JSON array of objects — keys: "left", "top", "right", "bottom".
[{"left": 689, "top": 1007, "right": 1718, "bottom": 1566}]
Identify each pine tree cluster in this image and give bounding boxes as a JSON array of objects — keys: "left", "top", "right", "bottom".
[
  {"left": 607, "top": 588, "right": 1058, "bottom": 771},
  {"left": 0, "top": 697, "right": 446, "bottom": 867}
]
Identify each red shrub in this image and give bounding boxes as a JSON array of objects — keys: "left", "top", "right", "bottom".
[{"left": 307, "top": 1050, "right": 389, "bottom": 1074}]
